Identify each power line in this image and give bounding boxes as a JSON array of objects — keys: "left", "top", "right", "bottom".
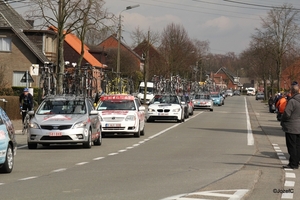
[
  {"left": 122, "top": 0, "right": 262, "bottom": 21},
  {"left": 223, "top": 0, "right": 300, "bottom": 11}
]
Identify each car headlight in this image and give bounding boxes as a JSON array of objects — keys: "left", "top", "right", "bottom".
[
  {"left": 125, "top": 115, "right": 136, "bottom": 121},
  {"left": 148, "top": 108, "right": 155, "bottom": 112},
  {"left": 73, "top": 121, "right": 87, "bottom": 129},
  {"left": 29, "top": 122, "right": 39, "bottom": 129},
  {"left": 173, "top": 108, "right": 181, "bottom": 112}
]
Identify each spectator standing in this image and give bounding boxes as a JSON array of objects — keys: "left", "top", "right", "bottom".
[
  {"left": 276, "top": 93, "right": 287, "bottom": 121},
  {"left": 281, "top": 81, "right": 300, "bottom": 169}
]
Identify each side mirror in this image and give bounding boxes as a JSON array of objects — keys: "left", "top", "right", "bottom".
[{"left": 28, "top": 110, "right": 35, "bottom": 116}]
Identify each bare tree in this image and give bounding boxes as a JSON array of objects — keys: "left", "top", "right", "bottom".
[
  {"left": 130, "top": 26, "right": 160, "bottom": 48},
  {"left": 159, "top": 23, "right": 195, "bottom": 78},
  {"left": 255, "top": 3, "right": 300, "bottom": 91},
  {"left": 25, "top": 0, "right": 112, "bottom": 94}
]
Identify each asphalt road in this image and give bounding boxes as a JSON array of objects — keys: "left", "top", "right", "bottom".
[{"left": 0, "top": 96, "right": 297, "bottom": 200}]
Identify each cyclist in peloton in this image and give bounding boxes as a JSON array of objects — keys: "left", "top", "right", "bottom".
[{"left": 19, "top": 88, "right": 34, "bottom": 125}]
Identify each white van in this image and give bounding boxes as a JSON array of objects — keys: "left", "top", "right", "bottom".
[
  {"left": 137, "top": 82, "right": 154, "bottom": 104},
  {"left": 247, "top": 87, "right": 256, "bottom": 96}
]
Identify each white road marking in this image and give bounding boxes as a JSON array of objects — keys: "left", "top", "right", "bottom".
[
  {"left": 245, "top": 98, "right": 254, "bottom": 146},
  {"left": 285, "top": 181, "right": 295, "bottom": 187},
  {"left": 76, "top": 162, "right": 89, "bottom": 166},
  {"left": 161, "top": 189, "right": 249, "bottom": 200},
  {"left": 18, "top": 145, "right": 28, "bottom": 149},
  {"left": 0, "top": 183, "right": 4, "bottom": 185},
  {"left": 51, "top": 168, "right": 67, "bottom": 173},
  {"left": 93, "top": 157, "right": 104, "bottom": 160},
  {"left": 279, "top": 156, "right": 287, "bottom": 160},
  {"left": 108, "top": 153, "right": 118, "bottom": 156},
  {"left": 285, "top": 173, "right": 296, "bottom": 178},
  {"left": 118, "top": 149, "right": 127, "bottom": 152},
  {"left": 281, "top": 193, "right": 293, "bottom": 199},
  {"left": 19, "top": 176, "right": 38, "bottom": 181}
]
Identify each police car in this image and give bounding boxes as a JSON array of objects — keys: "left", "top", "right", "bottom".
[
  {"left": 96, "top": 94, "right": 145, "bottom": 137},
  {"left": 0, "top": 106, "right": 17, "bottom": 173}
]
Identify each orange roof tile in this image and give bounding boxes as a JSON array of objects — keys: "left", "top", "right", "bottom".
[{"left": 49, "top": 26, "right": 103, "bottom": 68}]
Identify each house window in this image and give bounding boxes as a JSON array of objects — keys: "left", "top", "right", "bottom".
[
  {"left": 0, "top": 37, "right": 12, "bottom": 52},
  {"left": 13, "top": 71, "right": 27, "bottom": 87}
]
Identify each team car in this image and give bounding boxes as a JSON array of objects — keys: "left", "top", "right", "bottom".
[
  {"left": 96, "top": 94, "right": 145, "bottom": 137},
  {"left": 193, "top": 93, "right": 214, "bottom": 111},
  {"left": 0, "top": 106, "right": 17, "bottom": 173},
  {"left": 210, "top": 92, "right": 224, "bottom": 106},
  {"left": 146, "top": 94, "right": 185, "bottom": 123},
  {"left": 27, "top": 95, "right": 102, "bottom": 149}
]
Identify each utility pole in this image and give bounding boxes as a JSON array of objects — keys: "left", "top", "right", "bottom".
[
  {"left": 143, "top": 30, "right": 150, "bottom": 105},
  {"left": 117, "top": 4, "right": 140, "bottom": 93}
]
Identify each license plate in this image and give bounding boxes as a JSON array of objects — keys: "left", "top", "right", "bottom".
[
  {"left": 158, "top": 113, "right": 168, "bottom": 116},
  {"left": 106, "top": 124, "right": 121, "bottom": 127},
  {"left": 49, "top": 132, "right": 62, "bottom": 136}
]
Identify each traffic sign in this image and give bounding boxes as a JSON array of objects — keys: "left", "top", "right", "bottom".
[{"left": 20, "top": 71, "right": 34, "bottom": 83}]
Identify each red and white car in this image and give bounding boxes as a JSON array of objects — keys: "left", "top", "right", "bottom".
[{"left": 95, "top": 94, "right": 145, "bottom": 137}]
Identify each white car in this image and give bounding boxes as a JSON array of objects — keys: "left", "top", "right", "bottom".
[
  {"left": 146, "top": 94, "right": 185, "bottom": 123},
  {"left": 96, "top": 94, "right": 145, "bottom": 137}
]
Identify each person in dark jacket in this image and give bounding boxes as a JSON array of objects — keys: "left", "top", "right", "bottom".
[
  {"left": 281, "top": 81, "right": 300, "bottom": 169},
  {"left": 19, "top": 88, "right": 34, "bottom": 124}
]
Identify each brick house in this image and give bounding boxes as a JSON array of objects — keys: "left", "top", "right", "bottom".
[
  {"left": 0, "top": 1, "right": 53, "bottom": 88},
  {"left": 213, "top": 67, "right": 240, "bottom": 91},
  {"left": 280, "top": 60, "right": 300, "bottom": 91},
  {"left": 133, "top": 40, "right": 168, "bottom": 81},
  {"left": 0, "top": 1, "right": 106, "bottom": 96},
  {"left": 97, "top": 35, "right": 144, "bottom": 89}
]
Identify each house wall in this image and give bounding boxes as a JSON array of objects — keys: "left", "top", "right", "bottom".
[
  {"left": 25, "top": 31, "right": 57, "bottom": 63},
  {"left": 0, "top": 29, "right": 43, "bottom": 88}
]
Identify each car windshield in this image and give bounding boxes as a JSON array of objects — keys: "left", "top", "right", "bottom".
[
  {"left": 194, "top": 94, "right": 210, "bottom": 99},
  {"left": 37, "top": 100, "right": 86, "bottom": 114},
  {"left": 150, "top": 95, "right": 179, "bottom": 104},
  {"left": 97, "top": 100, "right": 136, "bottom": 110}
]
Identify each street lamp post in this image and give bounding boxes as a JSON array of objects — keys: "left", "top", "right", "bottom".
[{"left": 117, "top": 4, "right": 140, "bottom": 92}]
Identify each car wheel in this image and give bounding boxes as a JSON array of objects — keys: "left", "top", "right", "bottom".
[
  {"left": 83, "top": 129, "right": 92, "bottom": 149},
  {"left": 28, "top": 143, "right": 37, "bottom": 149},
  {"left": 210, "top": 108, "right": 213, "bottom": 112},
  {"left": 0, "top": 144, "right": 14, "bottom": 173},
  {"left": 94, "top": 131, "right": 102, "bottom": 146},
  {"left": 134, "top": 124, "right": 140, "bottom": 138}
]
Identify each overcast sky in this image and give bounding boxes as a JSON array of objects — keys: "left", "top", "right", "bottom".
[{"left": 11, "top": 0, "right": 300, "bottom": 55}]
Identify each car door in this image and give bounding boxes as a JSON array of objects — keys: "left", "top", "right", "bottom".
[
  {"left": 86, "top": 100, "right": 99, "bottom": 138},
  {"left": 135, "top": 99, "right": 145, "bottom": 130}
]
